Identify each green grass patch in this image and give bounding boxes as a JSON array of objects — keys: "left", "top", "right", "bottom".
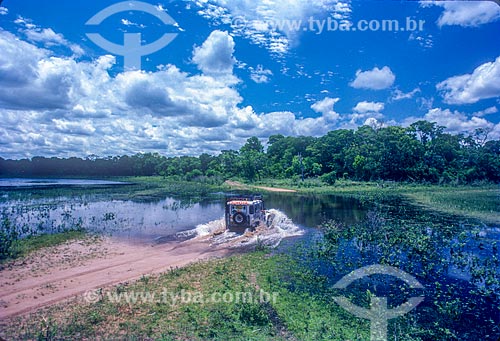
[
  {"left": 250, "top": 179, "right": 499, "bottom": 224},
  {"left": 10, "top": 229, "right": 87, "bottom": 259},
  {"left": 399, "top": 187, "right": 499, "bottom": 225},
  {"left": 0, "top": 229, "right": 87, "bottom": 263}
]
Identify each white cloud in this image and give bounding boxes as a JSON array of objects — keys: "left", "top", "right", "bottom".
[
  {"left": 16, "top": 19, "right": 84, "bottom": 57},
  {"left": 0, "top": 7, "right": 8, "bottom": 15},
  {"left": 53, "top": 119, "right": 96, "bottom": 136},
  {"left": 311, "top": 97, "right": 341, "bottom": 122},
  {"left": 350, "top": 66, "right": 396, "bottom": 90},
  {"left": 363, "top": 117, "right": 386, "bottom": 129},
  {"left": 409, "top": 32, "right": 433, "bottom": 49},
  {"left": 0, "top": 30, "right": 48, "bottom": 88},
  {"left": 249, "top": 65, "right": 273, "bottom": 83},
  {"left": 14, "top": 16, "right": 37, "bottom": 29},
  {"left": 196, "top": 0, "right": 351, "bottom": 55},
  {"left": 473, "top": 106, "right": 498, "bottom": 117},
  {"left": 25, "top": 28, "right": 67, "bottom": 45},
  {"left": 349, "top": 101, "right": 385, "bottom": 126},
  {"left": 437, "top": 56, "right": 500, "bottom": 104},
  {"left": 0, "top": 28, "right": 345, "bottom": 158},
  {"left": 353, "top": 101, "right": 384, "bottom": 114},
  {"left": 121, "top": 19, "right": 146, "bottom": 28},
  {"left": 422, "top": 1, "right": 500, "bottom": 27},
  {"left": 121, "top": 19, "right": 134, "bottom": 26},
  {"left": 391, "top": 88, "right": 421, "bottom": 101},
  {"left": 192, "top": 30, "right": 236, "bottom": 75},
  {"left": 403, "top": 107, "right": 499, "bottom": 140}
]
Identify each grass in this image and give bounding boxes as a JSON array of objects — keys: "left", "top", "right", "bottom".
[
  {"left": 12, "top": 229, "right": 87, "bottom": 258},
  {"left": 0, "top": 229, "right": 88, "bottom": 263},
  {"left": 400, "top": 186, "right": 500, "bottom": 225},
  {"left": 1, "top": 252, "right": 368, "bottom": 340}
]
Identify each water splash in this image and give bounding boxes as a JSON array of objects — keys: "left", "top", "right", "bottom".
[{"left": 177, "top": 209, "right": 304, "bottom": 248}]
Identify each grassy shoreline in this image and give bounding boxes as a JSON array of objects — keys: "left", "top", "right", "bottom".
[
  {"left": 243, "top": 178, "right": 499, "bottom": 225},
  {"left": 1, "top": 229, "right": 87, "bottom": 263}
]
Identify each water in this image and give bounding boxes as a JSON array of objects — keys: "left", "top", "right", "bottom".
[
  {"left": 0, "top": 178, "right": 128, "bottom": 187},
  {"left": 0, "top": 183, "right": 368, "bottom": 243},
  {"left": 181, "top": 209, "right": 304, "bottom": 249}
]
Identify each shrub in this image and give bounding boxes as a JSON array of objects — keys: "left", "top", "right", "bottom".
[
  {"left": 0, "top": 218, "right": 18, "bottom": 260},
  {"left": 320, "top": 171, "right": 337, "bottom": 185}
]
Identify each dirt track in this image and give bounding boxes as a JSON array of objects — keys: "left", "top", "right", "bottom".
[{"left": 0, "top": 237, "right": 231, "bottom": 320}]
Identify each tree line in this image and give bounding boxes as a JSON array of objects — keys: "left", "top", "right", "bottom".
[{"left": 1, "top": 121, "right": 499, "bottom": 184}]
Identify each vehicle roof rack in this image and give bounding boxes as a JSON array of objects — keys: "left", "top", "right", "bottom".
[{"left": 226, "top": 194, "right": 263, "bottom": 203}]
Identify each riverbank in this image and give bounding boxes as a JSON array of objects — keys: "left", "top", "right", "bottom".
[
  {"left": 225, "top": 180, "right": 297, "bottom": 193},
  {"left": 248, "top": 178, "right": 500, "bottom": 225}
]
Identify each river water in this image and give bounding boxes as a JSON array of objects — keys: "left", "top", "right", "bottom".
[{"left": 0, "top": 180, "right": 366, "bottom": 243}]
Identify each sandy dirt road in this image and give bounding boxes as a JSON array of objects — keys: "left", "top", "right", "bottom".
[{"left": 0, "top": 237, "right": 231, "bottom": 320}]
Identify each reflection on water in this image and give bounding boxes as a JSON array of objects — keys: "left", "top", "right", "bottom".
[
  {"left": 0, "top": 196, "right": 223, "bottom": 241},
  {"left": 0, "top": 178, "right": 127, "bottom": 187},
  {"left": 0, "top": 188, "right": 368, "bottom": 243},
  {"left": 264, "top": 192, "right": 367, "bottom": 227}
]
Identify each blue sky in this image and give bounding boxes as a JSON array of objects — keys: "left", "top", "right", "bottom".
[{"left": 0, "top": 0, "right": 499, "bottom": 158}]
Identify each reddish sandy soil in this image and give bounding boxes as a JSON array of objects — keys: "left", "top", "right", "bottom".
[
  {"left": 0, "top": 236, "right": 231, "bottom": 320},
  {"left": 225, "top": 180, "right": 297, "bottom": 193}
]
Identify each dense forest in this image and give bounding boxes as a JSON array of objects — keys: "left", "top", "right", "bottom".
[{"left": 1, "top": 121, "right": 499, "bottom": 184}]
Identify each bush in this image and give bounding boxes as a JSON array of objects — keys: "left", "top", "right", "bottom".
[
  {"left": 320, "top": 171, "right": 337, "bottom": 185},
  {"left": 185, "top": 169, "right": 203, "bottom": 181},
  {"left": 0, "top": 218, "right": 18, "bottom": 260}
]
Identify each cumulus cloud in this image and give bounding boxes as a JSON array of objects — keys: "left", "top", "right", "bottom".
[
  {"left": 437, "top": 56, "right": 500, "bottom": 104},
  {"left": 350, "top": 66, "right": 396, "bottom": 90},
  {"left": 353, "top": 101, "right": 384, "bottom": 114},
  {"left": 15, "top": 18, "right": 84, "bottom": 57},
  {"left": 53, "top": 119, "right": 96, "bottom": 136},
  {"left": 422, "top": 1, "right": 500, "bottom": 27},
  {"left": 311, "top": 97, "right": 341, "bottom": 122},
  {"left": 473, "top": 106, "right": 498, "bottom": 117},
  {"left": 0, "top": 28, "right": 342, "bottom": 158},
  {"left": 196, "top": 0, "right": 351, "bottom": 55},
  {"left": 0, "top": 7, "right": 8, "bottom": 15},
  {"left": 403, "top": 107, "right": 499, "bottom": 140},
  {"left": 391, "top": 88, "right": 421, "bottom": 101},
  {"left": 192, "top": 30, "right": 236, "bottom": 75},
  {"left": 25, "top": 28, "right": 67, "bottom": 46},
  {"left": 349, "top": 101, "right": 385, "bottom": 126},
  {"left": 0, "top": 30, "right": 47, "bottom": 88},
  {"left": 249, "top": 65, "right": 273, "bottom": 83},
  {"left": 0, "top": 31, "right": 86, "bottom": 110}
]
